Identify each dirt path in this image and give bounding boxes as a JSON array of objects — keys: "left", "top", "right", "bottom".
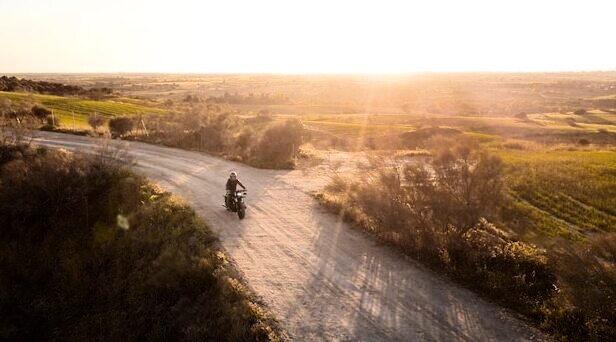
[{"left": 34, "top": 131, "right": 548, "bottom": 341}]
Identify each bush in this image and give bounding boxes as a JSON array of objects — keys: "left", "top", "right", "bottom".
[
  {"left": 544, "top": 234, "right": 616, "bottom": 340},
  {"left": 573, "top": 109, "right": 587, "bottom": 115},
  {"left": 200, "top": 112, "right": 237, "bottom": 151},
  {"left": 30, "top": 105, "right": 51, "bottom": 123},
  {"left": 405, "top": 140, "right": 504, "bottom": 231},
  {"left": 108, "top": 116, "right": 134, "bottom": 137},
  {"left": 0, "top": 144, "right": 280, "bottom": 341},
  {"left": 252, "top": 119, "right": 303, "bottom": 169},
  {"left": 87, "top": 112, "right": 105, "bottom": 130}
]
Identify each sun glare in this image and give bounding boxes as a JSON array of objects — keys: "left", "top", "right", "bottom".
[{"left": 0, "top": 0, "right": 615, "bottom": 73}]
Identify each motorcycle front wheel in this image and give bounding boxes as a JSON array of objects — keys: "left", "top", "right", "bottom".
[{"left": 237, "top": 204, "right": 246, "bottom": 219}]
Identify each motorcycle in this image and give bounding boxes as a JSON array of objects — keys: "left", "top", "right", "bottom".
[{"left": 224, "top": 189, "right": 247, "bottom": 219}]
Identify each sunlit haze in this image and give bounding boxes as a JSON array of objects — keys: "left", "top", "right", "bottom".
[{"left": 1, "top": 0, "right": 615, "bottom": 73}]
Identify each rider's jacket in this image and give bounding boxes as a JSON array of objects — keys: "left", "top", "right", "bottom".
[{"left": 226, "top": 178, "right": 245, "bottom": 192}]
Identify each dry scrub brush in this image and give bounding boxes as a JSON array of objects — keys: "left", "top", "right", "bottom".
[
  {"left": 321, "top": 139, "right": 616, "bottom": 340},
  {"left": 318, "top": 140, "right": 560, "bottom": 336}
]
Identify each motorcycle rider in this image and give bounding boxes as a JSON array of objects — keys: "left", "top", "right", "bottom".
[{"left": 225, "top": 171, "right": 246, "bottom": 209}]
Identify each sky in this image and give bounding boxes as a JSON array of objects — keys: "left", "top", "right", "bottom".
[{"left": 1, "top": 0, "right": 615, "bottom": 73}]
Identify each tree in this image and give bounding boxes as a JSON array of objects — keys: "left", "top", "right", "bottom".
[
  {"left": 87, "top": 112, "right": 105, "bottom": 130},
  {"left": 108, "top": 117, "right": 134, "bottom": 138},
  {"left": 31, "top": 105, "right": 52, "bottom": 123},
  {"left": 404, "top": 140, "right": 503, "bottom": 233}
]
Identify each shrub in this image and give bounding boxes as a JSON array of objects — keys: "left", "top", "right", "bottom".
[
  {"left": 108, "top": 116, "right": 134, "bottom": 138},
  {"left": 573, "top": 109, "right": 587, "bottom": 115},
  {"left": 87, "top": 112, "right": 105, "bottom": 130},
  {"left": 200, "top": 112, "right": 237, "bottom": 151},
  {"left": 235, "top": 128, "right": 256, "bottom": 159},
  {"left": 0, "top": 108, "right": 36, "bottom": 145},
  {"left": 252, "top": 119, "right": 303, "bottom": 168},
  {"left": 577, "top": 138, "right": 590, "bottom": 146},
  {"left": 544, "top": 234, "right": 616, "bottom": 340},
  {"left": 404, "top": 139, "right": 504, "bottom": 231},
  {"left": 30, "top": 105, "right": 51, "bottom": 123}
]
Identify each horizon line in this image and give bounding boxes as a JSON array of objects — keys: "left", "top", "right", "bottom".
[{"left": 2, "top": 70, "right": 616, "bottom": 76}]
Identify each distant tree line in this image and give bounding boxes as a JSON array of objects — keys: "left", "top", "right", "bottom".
[{"left": 0, "top": 76, "right": 114, "bottom": 99}]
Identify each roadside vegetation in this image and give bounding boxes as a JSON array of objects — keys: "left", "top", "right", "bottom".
[
  {"left": 317, "top": 137, "right": 615, "bottom": 341},
  {"left": 0, "top": 140, "right": 282, "bottom": 341},
  {"left": 126, "top": 106, "right": 304, "bottom": 169},
  {"left": 0, "top": 91, "right": 305, "bottom": 170}
]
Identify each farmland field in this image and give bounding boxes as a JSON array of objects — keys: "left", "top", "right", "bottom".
[
  {"left": 0, "top": 91, "right": 166, "bottom": 128},
  {"left": 499, "top": 149, "right": 616, "bottom": 241}
]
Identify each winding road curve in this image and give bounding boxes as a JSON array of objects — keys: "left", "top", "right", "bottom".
[{"left": 34, "top": 131, "right": 547, "bottom": 341}]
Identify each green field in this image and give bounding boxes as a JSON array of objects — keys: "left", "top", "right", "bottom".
[
  {"left": 0, "top": 91, "right": 166, "bottom": 128},
  {"left": 498, "top": 149, "right": 616, "bottom": 241},
  {"left": 296, "top": 111, "right": 616, "bottom": 143}
]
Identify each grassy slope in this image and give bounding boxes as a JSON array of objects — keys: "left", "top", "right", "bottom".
[
  {"left": 0, "top": 91, "right": 166, "bottom": 128},
  {"left": 499, "top": 149, "right": 616, "bottom": 241}
]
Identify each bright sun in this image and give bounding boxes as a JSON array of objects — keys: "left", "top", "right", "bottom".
[{"left": 1, "top": 0, "right": 615, "bottom": 73}]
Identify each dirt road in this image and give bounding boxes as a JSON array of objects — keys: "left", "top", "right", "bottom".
[{"left": 34, "top": 131, "right": 547, "bottom": 341}]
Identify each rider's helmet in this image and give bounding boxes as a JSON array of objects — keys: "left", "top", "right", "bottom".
[{"left": 230, "top": 171, "right": 237, "bottom": 179}]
